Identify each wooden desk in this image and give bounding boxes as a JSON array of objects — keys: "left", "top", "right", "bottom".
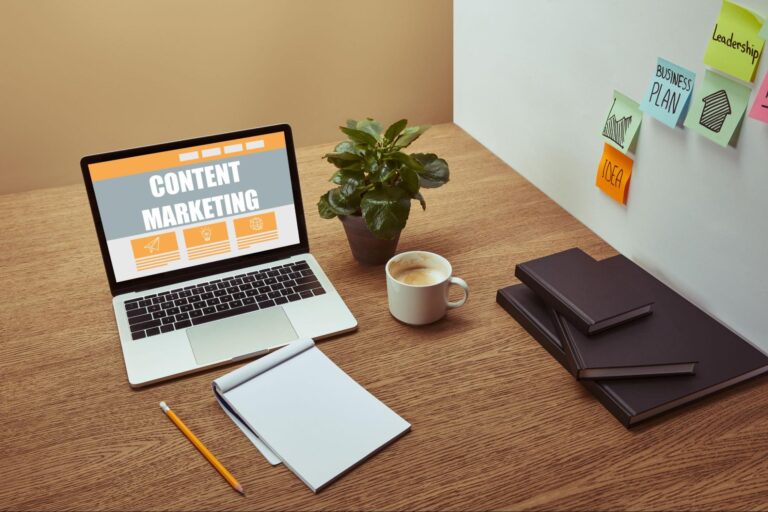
[{"left": 3, "top": 124, "right": 768, "bottom": 511}]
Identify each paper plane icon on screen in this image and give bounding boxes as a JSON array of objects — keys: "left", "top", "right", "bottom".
[{"left": 144, "top": 236, "right": 160, "bottom": 254}]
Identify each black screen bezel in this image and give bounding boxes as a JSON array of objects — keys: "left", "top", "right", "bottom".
[{"left": 80, "top": 124, "right": 309, "bottom": 297}]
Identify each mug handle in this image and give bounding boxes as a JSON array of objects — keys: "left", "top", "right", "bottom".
[{"left": 446, "top": 277, "right": 469, "bottom": 309}]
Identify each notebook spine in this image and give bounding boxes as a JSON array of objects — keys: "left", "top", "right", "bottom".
[
  {"left": 496, "top": 289, "right": 567, "bottom": 368},
  {"left": 551, "top": 310, "right": 583, "bottom": 378},
  {"left": 497, "top": 287, "right": 633, "bottom": 428},
  {"left": 514, "top": 264, "right": 593, "bottom": 334}
]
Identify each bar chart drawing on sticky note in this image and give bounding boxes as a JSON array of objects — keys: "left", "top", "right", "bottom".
[
  {"left": 131, "top": 232, "right": 180, "bottom": 271},
  {"left": 234, "top": 212, "right": 278, "bottom": 250},
  {"left": 183, "top": 222, "right": 230, "bottom": 260},
  {"left": 600, "top": 91, "right": 642, "bottom": 154},
  {"left": 602, "top": 98, "right": 633, "bottom": 149},
  {"left": 699, "top": 90, "right": 731, "bottom": 133}
]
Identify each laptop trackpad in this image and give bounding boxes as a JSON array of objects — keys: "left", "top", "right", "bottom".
[{"left": 187, "top": 307, "right": 297, "bottom": 366}]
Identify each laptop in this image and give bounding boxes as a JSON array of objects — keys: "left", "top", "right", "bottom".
[{"left": 81, "top": 124, "right": 357, "bottom": 387}]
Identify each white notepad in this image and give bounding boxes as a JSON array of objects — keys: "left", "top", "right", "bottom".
[{"left": 213, "top": 338, "right": 411, "bottom": 492}]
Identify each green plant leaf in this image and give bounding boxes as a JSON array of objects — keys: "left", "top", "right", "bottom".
[
  {"left": 356, "top": 119, "right": 383, "bottom": 140},
  {"left": 317, "top": 192, "right": 337, "bottom": 219},
  {"left": 365, "top": 153, "right": 382, "bottom": 178},
  {"left": 323, "top": 151, "right": 360, "bottom": 161},
  {"left": 337, "top": 170, "right": 364, "bottom": 197},
  {"left": 340, "top": 161, "right": 363, "bottom": 172},
  {"left": 412, "top": 153, "right": 449, "bottom": 188},
  {"left": 346, "top": 119, "right": 358, "bottom": 129},
  {"left": 328, "top": 188, "right": 358, "bottom": 216},
  {"left": 399, "top": 166, "right": 420, "bottom": 195},
  {"left": 325, "top": 153, "right": 361, "bottom": 168},
  {"left": 394, "top": 125, "right": 430, "bottom": 148},
  {"left": 340, "top": 126, "right": 378, "bottom": 147},
  {"left": 360, "top": 187, "right": 411, "bottom": 240},
  {"left": 414, "top": 191, "right": 426, "bottom": 210},
  {"left": 331, "top": 167, "right": 363, "bottom": 184},
  {"left": 386, "top": 151, "right": 424, "bottom": 172},
  {"left": 379, "top": 162, "right": 398, "bottom": 183},
  {"left": 334, "top": 140, "right": 359, "bottom": 154},
  {"left": 384, "top": 119, "right": 408, "bottom": 142}
]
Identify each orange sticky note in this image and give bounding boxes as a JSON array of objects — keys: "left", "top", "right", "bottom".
[{"left": 596, "top": 143, "right": 633, "bottom": 205}]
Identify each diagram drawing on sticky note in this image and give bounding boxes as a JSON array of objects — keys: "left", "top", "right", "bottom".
[
  {"left": 684, "top": 69, "right": 751, "bottom": 147},
  {"left": 130, "top": 232, "right": 181, "bottom": 271},
  {"left": 234, "top": 211, "right": 278, "bottom": 250},
  {"left": 699, "top": 90, "right": 731, "bottom": 133},
  {"left": 602, "top": 98, "right": 633, "bottom": 149},
  {"left": 600, "top": 91, "right": 642, "bottom": 154}
]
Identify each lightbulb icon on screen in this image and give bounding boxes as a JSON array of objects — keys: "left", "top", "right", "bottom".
[
  {"left": 201, "top": 227, "right": 212, "bottom": 242},
  {"left": 249, "top": 217, "right": 263, "bottom": 231}
]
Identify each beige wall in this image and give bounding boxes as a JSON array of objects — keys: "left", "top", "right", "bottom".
[{"left": 0, "top": 0, "right": 452, "bottom": 195}]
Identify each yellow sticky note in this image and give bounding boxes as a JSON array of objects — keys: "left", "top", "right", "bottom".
[
  {"left": 704, "top": 0, "right": 765, "bottom": 82},
  {"left": 596, "top": 144, "right": 633, "bottom": 205}
]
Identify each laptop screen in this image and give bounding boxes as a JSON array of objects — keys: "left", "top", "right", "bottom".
[{"left": 87, "top": 129, "right": 301, "bottom": 283}]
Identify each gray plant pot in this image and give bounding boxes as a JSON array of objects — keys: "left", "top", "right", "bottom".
[{"left": 339, "top": 214, "right": 401, "bottom": 265}]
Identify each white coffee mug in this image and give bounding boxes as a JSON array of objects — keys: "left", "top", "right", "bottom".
[{"left": 385, "top": 251, "right": 469, "bottom": 325}]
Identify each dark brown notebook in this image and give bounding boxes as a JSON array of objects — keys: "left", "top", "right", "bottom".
[
  {"left": 497, "top": 277, "right": 768, "bottom": 427},
  {"left": 553, "top": 254, "right": 697, "bottom": 379},
  {"left": 555, "top": 309, "right": 696, "bottom": 379},
  {"left": 515, "top": 248, "right": 653, "bottom": 334}
]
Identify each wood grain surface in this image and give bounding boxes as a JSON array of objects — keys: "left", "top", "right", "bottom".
[{"left": 2, "top": 124, "right": 768, "bottom": 511}]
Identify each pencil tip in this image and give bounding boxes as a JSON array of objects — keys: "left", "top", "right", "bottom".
[{"left": 235, "top": 484, "right": 245, "bottom": 496}]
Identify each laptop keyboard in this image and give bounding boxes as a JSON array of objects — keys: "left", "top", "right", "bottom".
[{"left": 123, "top": 261, "right": 325, "bottom": 341}]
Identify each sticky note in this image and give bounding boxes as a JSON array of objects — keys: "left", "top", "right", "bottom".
[
  {"left": 748, "top": 70, "right": 768, "bottom": 123},
  {"left": 601, "top": 91, "right": 642, "bottom": 154},
  {"left": 684, "top": 70, "right": 751, "bottom": 147},
  {"left": 596, "top": 144, "right": 633, "bottom": 205},
  {"left": 641, "top": 58, "right": 696, "bottom": 128},
  {"left": 704, "top": 0, "right": 765, "bottom": 82}
]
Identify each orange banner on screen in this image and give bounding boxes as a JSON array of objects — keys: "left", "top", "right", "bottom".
[
  {"left": 183, "top": 222, "right": 231, "bottom": 260},
  {"left": 234, "top": 212, "right": 278, "bottom": 250},
  {"left": 130, "top": 232, "right": 180, "bottom": 271},
  {"left": 596, "top": 144, "right": 633, "bottom": 205},
  {"left": 89, "top": 132, "right": 286, "bottom": 181}
]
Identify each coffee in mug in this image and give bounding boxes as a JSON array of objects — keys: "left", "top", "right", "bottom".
[
  {"left": 386, "top": 251, "right": 469, "bottom": 325},
  {"left": 391, "top": 266, "right": 445, "bottom": 286}
]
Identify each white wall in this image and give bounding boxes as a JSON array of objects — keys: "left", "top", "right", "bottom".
[{"left": 455, "top": 0, "right": 768, "bottom": 350}]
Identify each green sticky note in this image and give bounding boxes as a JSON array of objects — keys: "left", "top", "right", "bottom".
[
  {"left": 684, "top": 70, "right": 751, "bottom": 147},
  {"left": 704, "top": 0, "right": 765, "bottom": 82},
  {"left": 600, "top": 90, "right": 642, "bottom": 154}
]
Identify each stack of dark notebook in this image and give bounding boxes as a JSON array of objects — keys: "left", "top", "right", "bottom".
[{"left": 497, "top": 248, "right": 768, "bottom": 427}]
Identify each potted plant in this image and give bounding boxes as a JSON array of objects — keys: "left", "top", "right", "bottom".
[{"left": 317, "top": 118, "right": 449, "bottom": 264}]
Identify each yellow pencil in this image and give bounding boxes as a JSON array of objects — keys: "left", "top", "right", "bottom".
[{"left": 159, "top": 401, "right": 245, "bottom": 495}]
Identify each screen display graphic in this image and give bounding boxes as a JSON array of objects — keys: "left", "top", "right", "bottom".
[{"left": 88, "top": 131, "right": 299, "bottom": 283}]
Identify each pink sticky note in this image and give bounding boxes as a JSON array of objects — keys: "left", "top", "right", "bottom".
[{"left": 749, "top": 71, "right": 768, "bottom": 123}]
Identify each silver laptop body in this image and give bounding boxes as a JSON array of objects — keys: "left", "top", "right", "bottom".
[{"left": 81, "top": 124, "right": 357, "bottom": 387}]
